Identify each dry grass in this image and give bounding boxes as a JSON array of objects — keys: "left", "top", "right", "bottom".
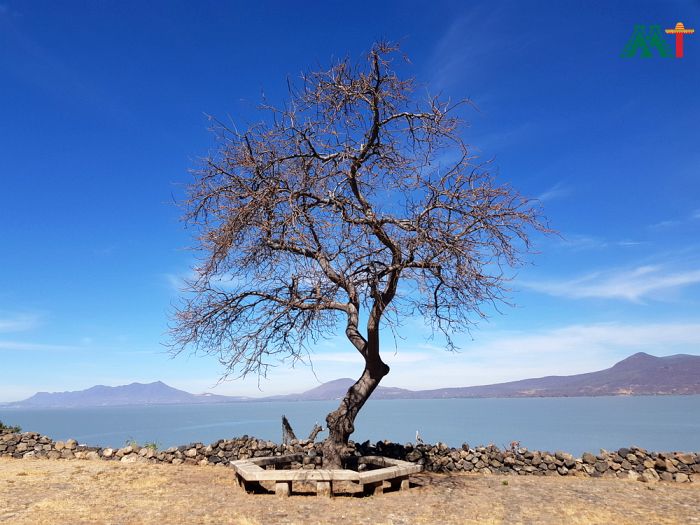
[{"left": 1, "top": 458, "right": 699, "bottom": 524}]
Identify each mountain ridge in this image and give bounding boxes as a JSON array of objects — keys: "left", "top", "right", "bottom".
[
  {"left": 3, "top": 352, "right": 699, "bottom": 408},
  {"left": 9, "top": 380, "right": 248, "bottom": 408}
]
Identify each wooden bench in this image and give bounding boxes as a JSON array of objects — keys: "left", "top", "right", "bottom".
[{"left": 231, "top": 454, "right": 422, "bottom": 497}]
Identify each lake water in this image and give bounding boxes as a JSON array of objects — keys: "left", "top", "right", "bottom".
[{"left": 1, "top": 396, "right": 699, "bottom": 456}]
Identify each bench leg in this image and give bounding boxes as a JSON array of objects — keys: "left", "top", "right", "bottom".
[
  {"left": 363, "top": 480, "right": 384, "bottom": 496},
  {"left": 275, "top": 481, "right": 291, "bottom": 497},
  {"left": 390, "top": 475, "right": 410, "bottom": 491},
  {"left": 242, "top": 480, "right": 261, "bottom": 494},
  {"left": 235, "top": 473, "right": 245, "bottom": 489},
  {"left": 316, "top": 480, "right": 332, "bottom": 497}
]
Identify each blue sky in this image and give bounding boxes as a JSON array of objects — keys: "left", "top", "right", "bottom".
[{"left": 1, "top": 0, "right": 699, "bottom": 401}]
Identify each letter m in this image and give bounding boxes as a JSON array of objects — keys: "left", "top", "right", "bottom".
[{"left": 621, "top": 25, "right": 673, "bottom": 57}]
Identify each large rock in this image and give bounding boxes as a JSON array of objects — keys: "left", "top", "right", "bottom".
[
  {"left": 676, "top": 453, "right": 695, "bottom": 465},
  {"left": 582, "top": 452, "right": 596, "bottom": 465},
  {"left": 594, "top": 461, "right": 608, "bottom": 473},
  {"left": 624, "top": 470, "right": 640, "bottom": 481},
  {"left": 640, "top": 469, "right": 660, "bottom": 483},
  {"left": 655, "top": 458, "right": 677, "bottom": 473}
]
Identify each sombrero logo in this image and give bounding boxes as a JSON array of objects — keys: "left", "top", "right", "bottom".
[{"left": 622, "top": 22, "right": 694, "bottom": 58}]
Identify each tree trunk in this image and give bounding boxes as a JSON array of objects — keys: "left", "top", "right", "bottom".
[{"left": 321, "top": 356, "right": 389, "bottom": 468}]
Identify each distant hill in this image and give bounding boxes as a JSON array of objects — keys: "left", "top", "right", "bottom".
[
  {"left": 265, "top": 378, "right": 414, "bottom": 401},
  {"left": 7, "top": 381, "right": 246, "bottom": 408},
  {"left": 270, "top": 352, "right": 700, "bottom": 400},
  {"left": 409, "top": 352, "right": 700, "bottom": 398},
  {"left": 4, "top": 353, "right": 699, "bottom": 408}
]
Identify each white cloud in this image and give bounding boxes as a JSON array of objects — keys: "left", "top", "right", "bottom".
[
  {"left": 311, "top": 351, "right": 430, "bottom": 365},
  {"left": 523, "top": 265, "right": 700, "bottom": 302},
  {"left": 4, "top": 321, "right": 695, "bottom": 398},
  {"left": 473, "top": 322, "right": 700, "bottom": 356},
  {"left": 557, "top": 235, "right": 646, "bottom": 252},
  {"left": 164, "top": 269, "right": 245, "bottom": 293},
  {"left": 164, "top": 272, "right": 191, "bottom": 292},
  {"left": 378, "top": 321, "right": 700, "bottom": 390},
  {"left": 537, "top": 182, "right": 571, "bottom": 202},
  {"left": 616, "top": 240, "right": 647, "bottom": 247},
  {"left": 650, "top": 220, "right": 681, "bottom": 230},
  {"left": 0, "top": 313, "right": 39, "bottom": 333},
  {"left": 559, "top": 234, "right": 608, "bottom": 251},
  {"left": 650, "top": 209, "right": 700, "bottom": 229},
  {"left": 0, "top": 340, "right": 79, "bottom": 352}
]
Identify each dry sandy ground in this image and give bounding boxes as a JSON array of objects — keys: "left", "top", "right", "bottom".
[{"left": 1, "top": 458, "right": 699, "bottom": 524}]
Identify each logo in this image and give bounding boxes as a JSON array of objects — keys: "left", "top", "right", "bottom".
[{"left": 622, "top": 21, "right": 694, "bottom": 58}]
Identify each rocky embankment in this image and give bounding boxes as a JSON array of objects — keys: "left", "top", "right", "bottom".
[{"left": 1, "top": 429, "right": 698, "bottom": 484}]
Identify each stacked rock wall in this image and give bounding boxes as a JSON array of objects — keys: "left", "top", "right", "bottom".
[{"left": 1, "top": 430, "right": 697, "bottom": 483}]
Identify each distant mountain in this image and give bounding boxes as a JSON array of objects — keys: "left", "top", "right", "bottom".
[
  {"left": 265, "top": 378, "right": 414, "bottom": 401},
  {"left": 8, "top": 381, "right": 246, "bottom": 408},
  {"left": 408, "top": 352, "right": 700, "bottom": 398},
  {"left": 5, "top": 353, "right": 699, "bottom": 408}
]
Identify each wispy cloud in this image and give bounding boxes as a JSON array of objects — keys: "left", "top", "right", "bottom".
[
  {"left": 379, "top": 321, "right": 700, "bottom": 390},
  {"left": 0, "top": 340, "right": 80, "bottom": 352},
  {"left": 472, "top": 322, "right": 700, "bottom": 357},
  {"left": 523, "top": 265, "right": 700, "bottom": 302},
  {"left": 556, "top": 234, "right": 646, "bottom": 252},
  {"left": 0, "top": 313, "right": 39, "bottom": 333},
  {"left": 164, "top": 269, "right": 200, "bottom": 293},
  {"left": 649, "top": 208, "right": 700, "bottom": 230},
  {"left": 537, "top": 182, "right": 571, "bottom": 202},
  {"left": 164, "top": 269, "right": 244, "bottom": 293},
  {"left": 650, "top": 220, "right": 681, "bottom": 230},
  {"left": 559, "top": 234, "right": 608, "bottom": 251},
  {"left": 311, "top": 351, "right": 430, "bottom": 365},
  {"left": 616, "top": 240, "right": 647, "bottom": 247}
]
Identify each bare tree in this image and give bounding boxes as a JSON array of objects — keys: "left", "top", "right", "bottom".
[{"left": 171, "top": 42, "right": 547, "bottom": 468}]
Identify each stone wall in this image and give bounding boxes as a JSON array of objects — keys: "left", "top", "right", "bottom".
[{"left": 1, "top": 429, "right": 697, "bottom": 483}]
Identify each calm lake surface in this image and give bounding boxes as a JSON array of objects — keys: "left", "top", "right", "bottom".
[{"left": 2, "top": 396, "right": 699, "bottom": 456}]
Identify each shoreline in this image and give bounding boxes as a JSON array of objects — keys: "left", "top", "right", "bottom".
[{"left": 4, "top": 392, "right": 700, "bottom": 408}]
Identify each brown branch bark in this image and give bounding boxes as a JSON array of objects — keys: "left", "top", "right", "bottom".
[{"left": 170, "top": 42, "right": 549, "bottom": 468}]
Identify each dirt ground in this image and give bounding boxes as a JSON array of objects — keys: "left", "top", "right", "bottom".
[{"left": 0, "top": 458, "right": 698, "bottom": 524}]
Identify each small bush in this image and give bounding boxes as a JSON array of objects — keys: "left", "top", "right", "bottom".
[{"left": 0, "top": 420, "right": 21, "bottom": 433}]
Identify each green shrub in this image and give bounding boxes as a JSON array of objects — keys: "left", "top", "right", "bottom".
[{"left": 0, "top": 420, "right": 21, "bottom": 433}]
